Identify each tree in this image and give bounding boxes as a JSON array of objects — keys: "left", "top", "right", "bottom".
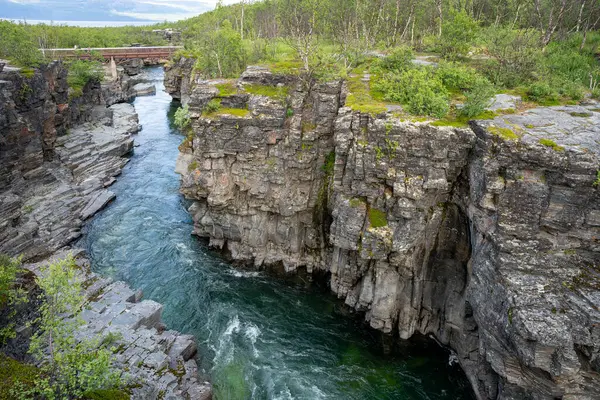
[
  {"left": 438, "top": 9, "right": 479, "bottom": 60},
  {"left": 0, "top": 255, "right": 27, "bottom": 345},
  {"left": 24, "top": 256, "right": 121, "bottom": 399},
  {"left": 194, "top": 20, "right": 245, "bottom": 78},
  {"left": 278, "top": 0, "right": 321, "bottom": 72}
]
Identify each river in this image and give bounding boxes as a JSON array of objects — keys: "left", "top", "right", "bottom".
[{"left": 81, "top": 67, "right": 475, "bottom": 400}]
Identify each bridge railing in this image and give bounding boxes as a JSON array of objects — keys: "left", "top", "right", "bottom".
[{"left": 41, "top": 46, "right": 183, "bottom": 60}]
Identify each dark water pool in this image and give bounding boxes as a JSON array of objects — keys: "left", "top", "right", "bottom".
[{"left": 81, "top": 67, "right": 475, "bottom": 400}]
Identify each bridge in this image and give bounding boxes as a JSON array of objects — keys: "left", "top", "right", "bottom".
[{"left": 41, "top": 46, "right": 183, "bottom": 60}]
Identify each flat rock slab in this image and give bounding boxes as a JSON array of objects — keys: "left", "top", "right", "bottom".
[
  {"left": 132, "top": 83, "right": 157, "bottom": 97},
  {"left": 475, "top": 103, "right": 600, "bottom": 154},
  {"left": 80, "top": 189, "right": 115, "bottom": 220},
  {"left": 487, "top": 94, "right": 522, "bottom": 112},
  {"left": 24, "top": 250, "right": 212, "bottom": 400}
]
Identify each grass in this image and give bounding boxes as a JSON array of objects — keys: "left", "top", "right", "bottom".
[
  {"left": 204, "top": 108, "right": 250, "bottom": 118},
  {"left": 368, "top": 208, "right": 388, "bottom": 228},
  {"left": 321, "top": 151, "right": 335, "bottom": 175},
  {"left": 349, "top": 198, "right": 365, "bottom": 208},
  {"left": 345, "top": 72, "right": 387, "bottom": 115},
  {"left": 243, "top": 84, "right": 289, "bottom": 100},
  {"left": 20, "top": 67, "right": 35, "bottom": 78},
  {"left": 488, "top": 126, "right": 519, "bottom": 141},
  {"left": 431, "top": 119, "right": 468, "bottom": 127},
  {"left": 430, "top": 109, "right": 496, "bottom": 127},
  {"left": 569, "top": 112, "right": 592, "bottom": 118},
  {"left": 539, "top": 138, "right": 565, "bottom": 152},
  {"left": 215, "top": 82, "right": 238, "bottom": 97},
  {"left": 82, "top": 389, "right": 130, "bottom": 400},
  {"left": 265, "top": 60, "right": 303, "bottom": 75},
  {"left": 0, "top": 353, "right": 41, "bottom": 399}
]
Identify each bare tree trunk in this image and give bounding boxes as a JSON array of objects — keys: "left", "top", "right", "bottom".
[
  {"left": 577, "top": 0, "right": 587, "bottom": 32},
  {"left": 436, "top": 0, "right": 443, "bottom": 36},
  {"left": 580, "top": 14, "right": 600, "bottom": 50},
  {"left": 542, "top": 0, "right": 569, "bottom": 46},
  {"left": 392, "top": 0, "right": 401, "bottom": 44},
  {"left": 511, "top": 4, "right": 522, "bottom": 29},
  {"left": 241, "top": 0, "right": 245, "bottom": 40},
  {"left": 411, "top": 10, "right": 415, "bottom": 45},
  {"left": 401, "top": 1, "right": 416, "bottom": 41},
  {"left": 215, "top": 53, "right": 222, "bottom": 77}
]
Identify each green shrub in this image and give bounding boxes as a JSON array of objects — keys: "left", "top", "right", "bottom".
[
  {"left": 375, "top": 68, "right": 449, "bottom": 118},
  {"left": 0, "top": 353, "right": 40, "bottom": 399},
  {"left": 82, "top": 389, "right": 130, "bottom": 400},
  {"left": 25, "top": 256, "right": 121, "bottom": 399},
  {"left": 67, "top": 60, "right": 104, "bottom": 98},
  {"left": 460, "top": 79, "right": 496, "bottom": 118},
  {"left": 527, "top": 82, "right": 559, "bottom": 105},
  {"left": 174, "top": 105, "right": 192, "bottom": 130},
  {"left": 192, "top": 20, "right": 246, "bottom": 78},
  {"left": 377, "top": 46, "right": 414, "bottom": 72},
  {"left": 482, "top": 27, "right": 542, "bottom": 87},
  {"left": 0, "top": 254, "right": 27, "bottom": 345},
  {"left": 204, "top": 99, "right": 222, "bottom": 114},
  {"left": 542, "top": 41, "right": 596, "bottom": 86},
  {"left": 438, "top": 10, "right": 479, "bottom": 60},
  {"left": 436, "top": 62, "right": 486, "bottom": 92},
  {"left": 0, "top": 21, "right": 42, "bottom": 67}
]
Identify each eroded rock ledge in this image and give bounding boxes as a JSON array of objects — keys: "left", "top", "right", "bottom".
[
  {"left": 0, "top": 62, "right": 211, "bottom": 399},
  {"left": 168, "top": 63, "right": 600, "bottom": 400},
  {"left": 25, "top": 250, "right": 211, "bottom": 400}
]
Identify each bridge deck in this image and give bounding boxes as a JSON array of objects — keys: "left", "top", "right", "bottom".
[{"left": 42, "top": 46, "right": 183, "bottom": 60}]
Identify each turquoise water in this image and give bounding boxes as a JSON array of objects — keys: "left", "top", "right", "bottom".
[{"left": 81, "top": 67, "right": 475, "bottom": 400}]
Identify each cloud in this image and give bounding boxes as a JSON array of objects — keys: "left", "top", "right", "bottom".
[
  {"left": 8, "top": 0, "right": 42, "bottom": 4},
  {"left": 1, "top": 0, "right": 242, "bottom": 22},
  {"left": 110, "top": 9, "right": 205, "bottom": 21},
  {"left": 135, "top": 1, "right": 201, "bottom": 12}
]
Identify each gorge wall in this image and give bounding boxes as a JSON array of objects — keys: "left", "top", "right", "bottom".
[
  {"left": 0, "top": 61, "right": 211, "bottom": 399},
  {"left": 167, "top": 58, "right": 600, "bottom": 400}
]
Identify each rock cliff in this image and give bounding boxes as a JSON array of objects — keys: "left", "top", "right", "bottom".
[
  {"left": 169, "top": 64, "right": 600, "bottom": 400},
  {"left": 0, "top": 61, "right": 212, "bottom": 399},
  {"left": 0, "top": 61, "right": 137, "bottom": 259}
]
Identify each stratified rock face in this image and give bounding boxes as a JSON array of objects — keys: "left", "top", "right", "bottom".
[
  {"left": 467, "top": 110, "right": 600, "bottom": 399},
  {"left": 171, "top": 64, "right": 600, "bottom": 400},
  {"left": 164, "top": 57, "right": 196, "bottom": 103},
  {"left": 0, "top": 62, "right": 138, "bottom": 260},
  {"left": 178, "top": 67, "right": 342, "bottom": 271}
]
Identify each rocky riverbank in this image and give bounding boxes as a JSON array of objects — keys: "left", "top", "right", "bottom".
[
  {"left": 0, "top": 61, "right": 211, "bottom": 399},
  {"left": 167, "top": 60, "right": 600, "bottom": 400}
]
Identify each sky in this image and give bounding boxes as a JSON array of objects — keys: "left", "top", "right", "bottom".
[{"left": 0, "top": 0, "right": 239, "bottom": 24}]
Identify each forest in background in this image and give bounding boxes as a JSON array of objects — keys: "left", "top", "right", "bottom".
[{"left": 2, "top": 0, "right": 600, "bottom": 122}]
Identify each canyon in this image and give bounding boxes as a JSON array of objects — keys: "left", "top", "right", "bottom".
[
  {"left": 166, "top": 58, "right": 600, "bottom": 400},
  {"left": 0, "top": 60, "right": 211, "bottom": 399}
]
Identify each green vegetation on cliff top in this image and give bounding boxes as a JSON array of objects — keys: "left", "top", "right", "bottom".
[{"left": 2, "top": 1, "right": 600, "bottom": 121}]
